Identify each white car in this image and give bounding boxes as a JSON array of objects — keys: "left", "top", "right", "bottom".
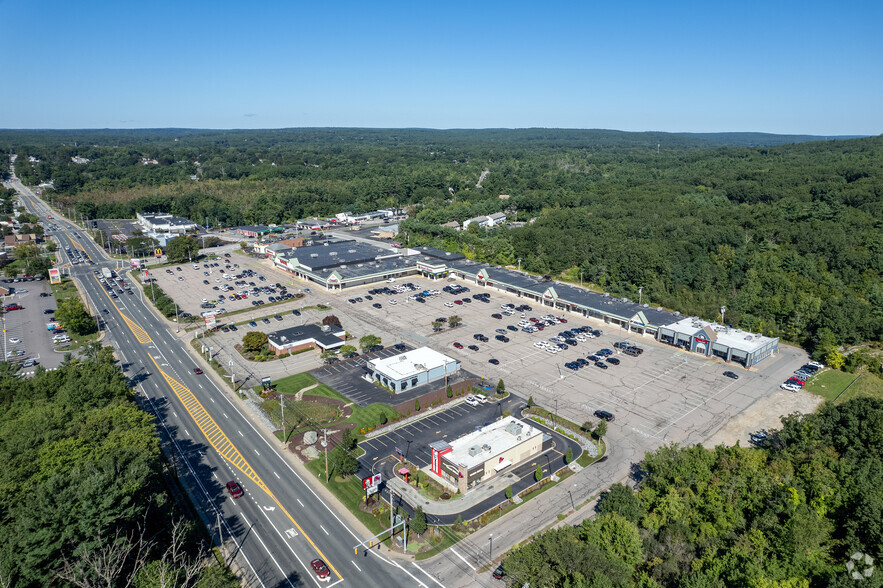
[
  {"left": 444, "top": 301, "right": 454, "bottom": 308},
  {"left": 386, "top": 278, "right": 395, "bottom": 283},
  {"left": 576, "top": 335, "right": 587, "bottom": 342},
  {"left": 533, "top": 341, "right": 545, "bottom": 348},
  {"left": 546, "top": 347, "right": 559, "bottom": 354},
  {"left": 464, "top": 396, "right": 480, "bottom": 407},
  {"left": 780, "top": 383, "right": 800, "bottom": 392},
  {"left": 389, "top": 299, "right": 398, "bottom": 305},
  {"left": 9, "top": 338, "right": 20, "bottom": 344}
]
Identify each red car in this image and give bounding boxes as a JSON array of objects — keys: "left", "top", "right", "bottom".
[
  {"left": 193, "top": 368, "right": 204, "bottom": 375},
  {"left": 226, "top": 481, "right": 244, "bottom": 498},
  {"left": 786, "top": 378, "right": 805, "bottom": 387},
  {"left": 453, "top": 342, "right": 463, "bottom": 349},
  {"left": 491, "top": 313, "right": 502, "bottom": 319},
  {"left": 454, "top": 300, "right": 463, "bottom": 305},
  {"left": 558, "top": 318, "right": 568, "bottom": 323},
  {"left": 4, "top": 304, "right": 23, "bottom": 311},
  {"left": 310, "top": 559, "right": 331, "bottom": 581}
]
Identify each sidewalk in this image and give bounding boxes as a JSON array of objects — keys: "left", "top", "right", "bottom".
[{"left": 386, "top": 467, "right": 521, "bottom": 517}]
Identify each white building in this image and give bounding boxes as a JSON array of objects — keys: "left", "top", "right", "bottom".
[
  {"left": 429, "top": 417, "right": 548, "bottom": 493},
  {"left": 463, "top": 212, "right": 507, "bottom": 229},
  {"left": 367, "top": 347, "right": 460, "bottom": 393},
  {"left": 136, "top": 212, "right": 198, "bottom": 234}
]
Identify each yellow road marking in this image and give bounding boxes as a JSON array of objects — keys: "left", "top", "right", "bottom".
[
  {"left": 148, "top": 357, "right": 342, "bottom": 580},
  {"left": 92, "top": 276, "right": 152, "bottom": 343}
]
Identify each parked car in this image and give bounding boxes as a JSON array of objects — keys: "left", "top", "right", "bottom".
[
  {"left": 723, "top": 371, "right": 739, "bottom": 379},
  {"left": 453, "top": 342, "right": 463, "bottom": 349},
  {"left": 594, "top": 410, "right": 615, "bottom": 422},
  {"left": 488, "top": 358, "right": 500, "bottom": 365}
]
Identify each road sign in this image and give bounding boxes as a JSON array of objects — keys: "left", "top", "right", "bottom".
[
  {"left": 48, "top": 268, "right": 61, "bottom": 284},
  {"left": 362, "top": 473, "right": 381, "bottom": 490}
]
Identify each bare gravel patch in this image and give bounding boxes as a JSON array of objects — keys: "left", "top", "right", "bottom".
[{"left": 703, "top": 388, "right": 823, "bottom": 448}]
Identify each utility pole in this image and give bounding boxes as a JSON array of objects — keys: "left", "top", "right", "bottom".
[
  {"left": 720, "top": 305, "right": 726, "bottom": 325},
  {"left": 638, "top": 286, "right": 643, "bottom": 306},
  {"left": 217, "top": 511, "right": 225, "bottom": 565},
  {"left": 322, "top": 429, "right": 329, "bottom": 482},
  {"left": 489, "top": 533, "right": 493, "bottom": 560},
  {"left": 280, "top": 394, "right": 286, "bottom": 443},
  {"left": 174, "top": 301, "right": 179, "bottom": 332},
  {"left": 517, "top": 258, "right": 521, "bottom": 272}
]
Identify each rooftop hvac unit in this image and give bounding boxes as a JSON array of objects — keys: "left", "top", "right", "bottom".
[
  {"left": 329, "top": 251, "right": 337, "bottom": 256},
  {"left": 310, "top": 253, "right": 319, "bottom": 258},
  {"left": 468, "top": 446, "right": 481, "bottom": 457},
  {"left": 603, "top": 293, "right": 609, "bottom": 297},
  {"left": 357, "top": 264, "right": 363, "bottom": 267},
  {"left": 348, "top": 249, "right": 356, "bottom": 253},
  {"left": 482, "top": 444, "right": 491, "bottom": 452},
  {"left": 643, "top": 303, "right": 649, "bottom": 308},
  {"left": 622, "top": 297, "right": 628, "bottom": 302},
  {"left": 281, "top": 336, "right": 288, "bottom": 342},
  {"left": 657, "top": 306, "right": 663, "bottom": 311},
  {"left": 674, "top": 311, "right": 680, "bottom": 316}
]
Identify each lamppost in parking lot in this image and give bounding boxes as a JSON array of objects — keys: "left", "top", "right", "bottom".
[{"left": 489, "top": 533, "right": 493, "bottom": 559}]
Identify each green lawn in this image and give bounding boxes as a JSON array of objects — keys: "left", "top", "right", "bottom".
[
  {"left": 49, "top": 279, "right": 101, "bottom": 348},
  {"left": 804, "top": 369, "right": 883, "bottom": 404},
  {"left": 304, "top": 459, "right": 389, "bottom": 538},
  {"left": 263, "top": 372, "right": 400, "bottom": 434}
]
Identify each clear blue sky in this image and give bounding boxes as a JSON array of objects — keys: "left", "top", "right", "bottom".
[{"left": 2, "top": 0, "right": 880, "bottom": 134}]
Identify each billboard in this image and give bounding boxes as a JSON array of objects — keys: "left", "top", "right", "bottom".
[
  {"left": 48, "top": 268, "right": 61, "bottom": 284},
  {"left": 204, "top": 314, "right": 216, "bottom": 329}
]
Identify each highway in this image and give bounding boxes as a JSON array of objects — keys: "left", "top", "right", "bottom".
[{"left": 7, "top": 177, "right": 437, "bottom": 588}]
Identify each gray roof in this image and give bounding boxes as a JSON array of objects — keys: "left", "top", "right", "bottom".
[
  {"left": 288, "top": 240, "right": 390, "bottom": 271},
  {"left": 319, "top": 256, "right": 418, "bottom": 280},
  {"left": 412, "top": 246, "right": 465, "bottom": 261},
  {"left": 237, "top": 225, "right": 273, "bottom": 233},
  {"left": 267, "top": 324, "right": 344, "bottom": 348}
]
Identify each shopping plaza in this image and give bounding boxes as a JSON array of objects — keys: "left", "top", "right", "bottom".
[{"left": 267, "top": 239, "right": 778, "bottom": 367}]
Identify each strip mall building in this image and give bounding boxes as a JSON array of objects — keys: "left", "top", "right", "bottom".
[{"left": 267, "top": 241, "right": 778, "bottom": 367}]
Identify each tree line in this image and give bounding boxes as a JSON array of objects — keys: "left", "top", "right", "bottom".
[
  {"left": 503, "top": 397, "right": 883, "bottom": 587},
  {"left": 3, "top": 130, "right": 881, "bottom": 349},
  {"left": 0, "top": 346, "right": 238, "bottom": 587}
]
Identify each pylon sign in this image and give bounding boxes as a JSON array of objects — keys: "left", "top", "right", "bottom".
[
  {"left": 48, "top": 268, "right": 61, "bottom": 284},
  {"left": 154, "top": 248, "right": 163, "bottom": 258}
]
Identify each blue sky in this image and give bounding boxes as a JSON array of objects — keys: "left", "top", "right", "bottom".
[{"left": 1, "top": 0, "right": 880, "bottom": 134}]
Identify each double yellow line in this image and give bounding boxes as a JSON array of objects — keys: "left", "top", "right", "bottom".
[{"left": 94, "top": 276, "right": 340, "bottom": 580}]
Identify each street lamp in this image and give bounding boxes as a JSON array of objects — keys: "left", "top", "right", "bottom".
[
  {"left": 638, "top": 286, "right": 643, "bottom": 305},
  {"left": 489, "top": 533, "right": 493, "bottom": 560},
  {"left": 321, "top": 429, "right": 329, "bottom": 482},
  {"left": 720, "top": 305, "right": 726, "bottom": 325}
]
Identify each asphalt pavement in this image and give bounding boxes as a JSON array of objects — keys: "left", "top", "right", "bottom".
[{"left": 10, "top": 177, "right": 434, "bottom": 588}]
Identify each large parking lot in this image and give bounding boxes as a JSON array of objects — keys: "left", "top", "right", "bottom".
[
  {"left": 2, "top": 279, "right": 66, "bottom": 375},
  {"left": 278, "top": 274, "right": 806, "bottom": 452},
  {"left": 182, "top": 257, "right": 805, "bottom": 454},
  {"left": 144, "top": 251, "right": 304, "bottom": 317}
]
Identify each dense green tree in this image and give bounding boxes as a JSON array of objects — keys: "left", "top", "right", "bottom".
[
  {"left": 358, "top": 334, "right": 382, "bottom": 351},
  {"left": 165, "top": 235, "right": 199, "bottom": 263},
  {"left": 54, "top": 298, "right": 97, "bottom": 335},
  {"left": 241, "top": 331, "right": 267, "bottom": 352},
  {"left": 329, "top": 446, "right": 358, "bottom": 478},
  {"left": 411, "top": 506, "right": 427, "bottom": 535}
]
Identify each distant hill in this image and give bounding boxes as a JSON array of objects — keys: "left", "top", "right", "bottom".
[{"left": 0, "top": 127, "right": 867, "bottom": 150}]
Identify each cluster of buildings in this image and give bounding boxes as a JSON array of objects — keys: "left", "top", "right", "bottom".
[{"left": 264, "top": 238, "right": 777, "bottom": 367}]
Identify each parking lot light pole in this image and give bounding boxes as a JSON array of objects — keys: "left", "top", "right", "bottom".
[{"left": 489, "top": 534, "right": 493, "bottom": 559}]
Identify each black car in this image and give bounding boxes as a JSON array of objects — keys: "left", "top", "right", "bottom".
[
  {"left": 493, "top": 562, "right": 506, "bottom": 580},
  {"left": 506, "top": 325, "right": 518, "bottom": 332},
  {"left": 723, "top": 371, "right": 739, "bottom": 379},
  {"left": 262, "top": 317, "right": 270, "bottom": 324},
  {"left": 373, "top": 303, "right": 382, "bottom": 308},
  {"left": 292, "top": 309, "right": 301, "bottom": 316},
  {"left": 594, "top": 410, "right": 615, "bottom": 422},
  {"left": 274, "top": 314, "right": 283, "bottom": 321},
  {"left": 394, "top": 343, "right": 406, "bottom": 351},
  {"left": 488, "top": 358, "right": 500, "bottom": 365},
  {"left": 595, "top": 361, "right": 608, "bottom": 369},
  {"left": 368, "top": 344, "right": 384, "bottom": 352},
  {"left": 495, "top": 335, "right": 510, "bottom": 342},
  {"left": 606, "top": 357, "right": 620, "bottom": 365},
  {"left": 229, "top": 324, "right": 238, "bottom": 331}
]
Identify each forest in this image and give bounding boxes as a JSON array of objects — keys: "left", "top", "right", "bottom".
[
  {"left": 504, "top": 397, "right": 883, "bottom": 587},
  {"left": 2, "top": 128, "right": 881, "bottom": 351},
  {"left": 0, "top": 346, "right": 237, "bottom": 587}
]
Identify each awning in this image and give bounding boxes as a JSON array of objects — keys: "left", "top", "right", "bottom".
[{"left": 494, "top": 459, "right": 512, "bottom": 472}]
